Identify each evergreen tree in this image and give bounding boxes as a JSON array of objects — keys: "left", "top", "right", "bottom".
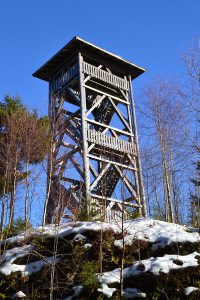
[{"left": 0, "top": 95, "right": 50, "bottom": 236}]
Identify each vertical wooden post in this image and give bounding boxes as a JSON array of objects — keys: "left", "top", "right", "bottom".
[
  {"left": 43, "top": 82, "right": 54, "bottom": 225},
  {"left": 129, "top": 75, "right": 147, "bottom": 218},
  {"left": 78, "top": 53, "right": 91, "bottom": 217}
]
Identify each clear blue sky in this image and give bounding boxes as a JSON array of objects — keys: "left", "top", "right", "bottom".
[{"left": 1, "top": 0, "right": 200, "bottom": 115}]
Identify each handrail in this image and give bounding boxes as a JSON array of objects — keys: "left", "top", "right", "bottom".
[
  {"left": 87, "top": 128, "right": 136, "bottom": 155},
  {"left": 83, "top": 61, "right": 129, "bottom": 91}
]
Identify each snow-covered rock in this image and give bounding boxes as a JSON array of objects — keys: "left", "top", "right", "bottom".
[
  {"left": 11, "top": 291, "right": 26, "bottom": 299},
  {"left": 184, "top": 286, "right": 199, "bottom": 295},
  {"left": 2, "top": 218, "right": 199, "bottom": 252}
]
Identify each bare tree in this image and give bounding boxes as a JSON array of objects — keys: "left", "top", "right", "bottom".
[
  {"left": 139, "top": 79, "right": 188, "bottom": 223},
  {"left": 178, "top": 38, "right": 200, "bottom": 151}
]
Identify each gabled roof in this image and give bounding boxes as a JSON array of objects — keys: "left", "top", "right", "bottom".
[{"left": 32, "top": 36, "right": 146, "bottom": 82}]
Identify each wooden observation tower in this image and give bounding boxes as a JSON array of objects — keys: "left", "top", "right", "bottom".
[{"left": 33, "top": 36, "right": 147, "bottom": 223}]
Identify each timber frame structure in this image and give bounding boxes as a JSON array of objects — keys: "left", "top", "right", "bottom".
[{"left": 33, "top": 36, "right": 147, "bottom": 223}]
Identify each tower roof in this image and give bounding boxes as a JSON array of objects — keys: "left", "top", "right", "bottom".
[{"left": 33, "top": 36, "right": 145, "bottom": 82}]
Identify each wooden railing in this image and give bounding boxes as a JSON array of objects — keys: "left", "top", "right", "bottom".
[
  {"left": 87, "top": 128, "right": 135, "bottom": 155},
  {"left": 90, "top": 197, "right": 131, "bottom": 222},
  {"left": 83, "top": 61, "right": 129, "bottom": 91},
  {"left": 52, "top": 63, "right": 78, "bottom": 93}
]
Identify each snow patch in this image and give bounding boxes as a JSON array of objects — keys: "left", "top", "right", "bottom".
[
  {"left": 64, "top": 285, "right": 83, "bottom": 300},
  {"left": 98, "top": 283, "right": 116, "bottom": 298},
  {"left": 12, "top": 291, "right": 26, "bottom": 299},
  {"left": 184, "top": 286, "right": 199, "bottom": 295},
  {"left": 83, "top": 243, "right": 92, "bottom": 250},
  {"left": 74, "top": 233, "right": 86, "bottom": 241},
  {"left": 100, "top": 252, "right": 200, "bottom": 285},
  {"left": 0, "top": 245, "right": 60, "bottom": 276},
  {"left": 2, "top": 219, "right": 200, "bottom": 252},
  {"left": 123, "top": 287, "right": 146, "bottom": 299},
  {"left": 114, "top": 219, "right": 200, "bottom": 250}
]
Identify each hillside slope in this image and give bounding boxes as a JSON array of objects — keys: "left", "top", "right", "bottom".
[{"left": 1, "top": 218, "right": 200, "bottom": 299}]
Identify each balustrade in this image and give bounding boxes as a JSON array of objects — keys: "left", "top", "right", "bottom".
[
  {"left": 87, "top": 128, "right": 135, "bottom": 155},
  {"left": 83, "top": 61, "right": 129, "bottom": 91}
]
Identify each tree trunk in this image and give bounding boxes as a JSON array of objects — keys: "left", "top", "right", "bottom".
[
  {"left": 25, "top": 159, "right": 29, "bottom": 236},
  {"left": 0, "top": 161, "right": 9, "bottom": 240}
]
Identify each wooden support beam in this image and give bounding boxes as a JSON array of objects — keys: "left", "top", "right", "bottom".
[
  {"left": 78, "top": 53, "right": 91, "bottom": 208},
  {"left": 61, "top": 109, "right": 74, "bottom": 115},
  {"left": 86, "top": 119, "right": 133, "bottom": 137},
  {"left": 55, "top": 147, "right": 79, "bottom": 165},
  {"left": 61, "top": 142, "right": 78, "bottom": 150},
  {"left": 65, "top": 109, "right": 81, "bottom": 123},
  {"left": 69, "top": 155, "right": 84, "bottom": 179},
  {"left": 90, "top": 163, "right": 111, "bottom": 190},
  {"left": 114, "top": 165, "right": 138, "bottom": 200},
  {"left": 53, "top": 132, "right": 65, "bottom": 158},
  {"left": 66, "top": 87, "right": 81, "bottom": 106},
  {"left": 88, "top": 154, "right": 137, "bottom": 171},
  {"left": 89, "top": 162, "right": 98, "bottom": 179},
  {"left": 128, "top": 75, "right": 147, "bottom": 217},
  {"left": 110, "top": 129, "right": 119, "bottom": 138},
  {"left": 64, "top": 127, "right": 81, "bottom": 146},
  {"left": 127, "top": 154, "right": 137, "bottom": 167},
  {"left": 119, "top": 89, "right": 129, "bottom": 102},
  {"left": 86, "top": 95, "right": 106, "bottom": 116},
  {"left": 108, "top": 97, "right": 131, "bottom": 132},
  {"left": 61, "top": 177, "right": 83, "bottom": 186},
  {"left": 56, "top": 97, "right": 65, "bottom": 119},
  {"left": 91, "top": 194, "right": 141, "bottom": 207},
  {"left": 83, "top": 84, "right": 129, "bottom": 105}
]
